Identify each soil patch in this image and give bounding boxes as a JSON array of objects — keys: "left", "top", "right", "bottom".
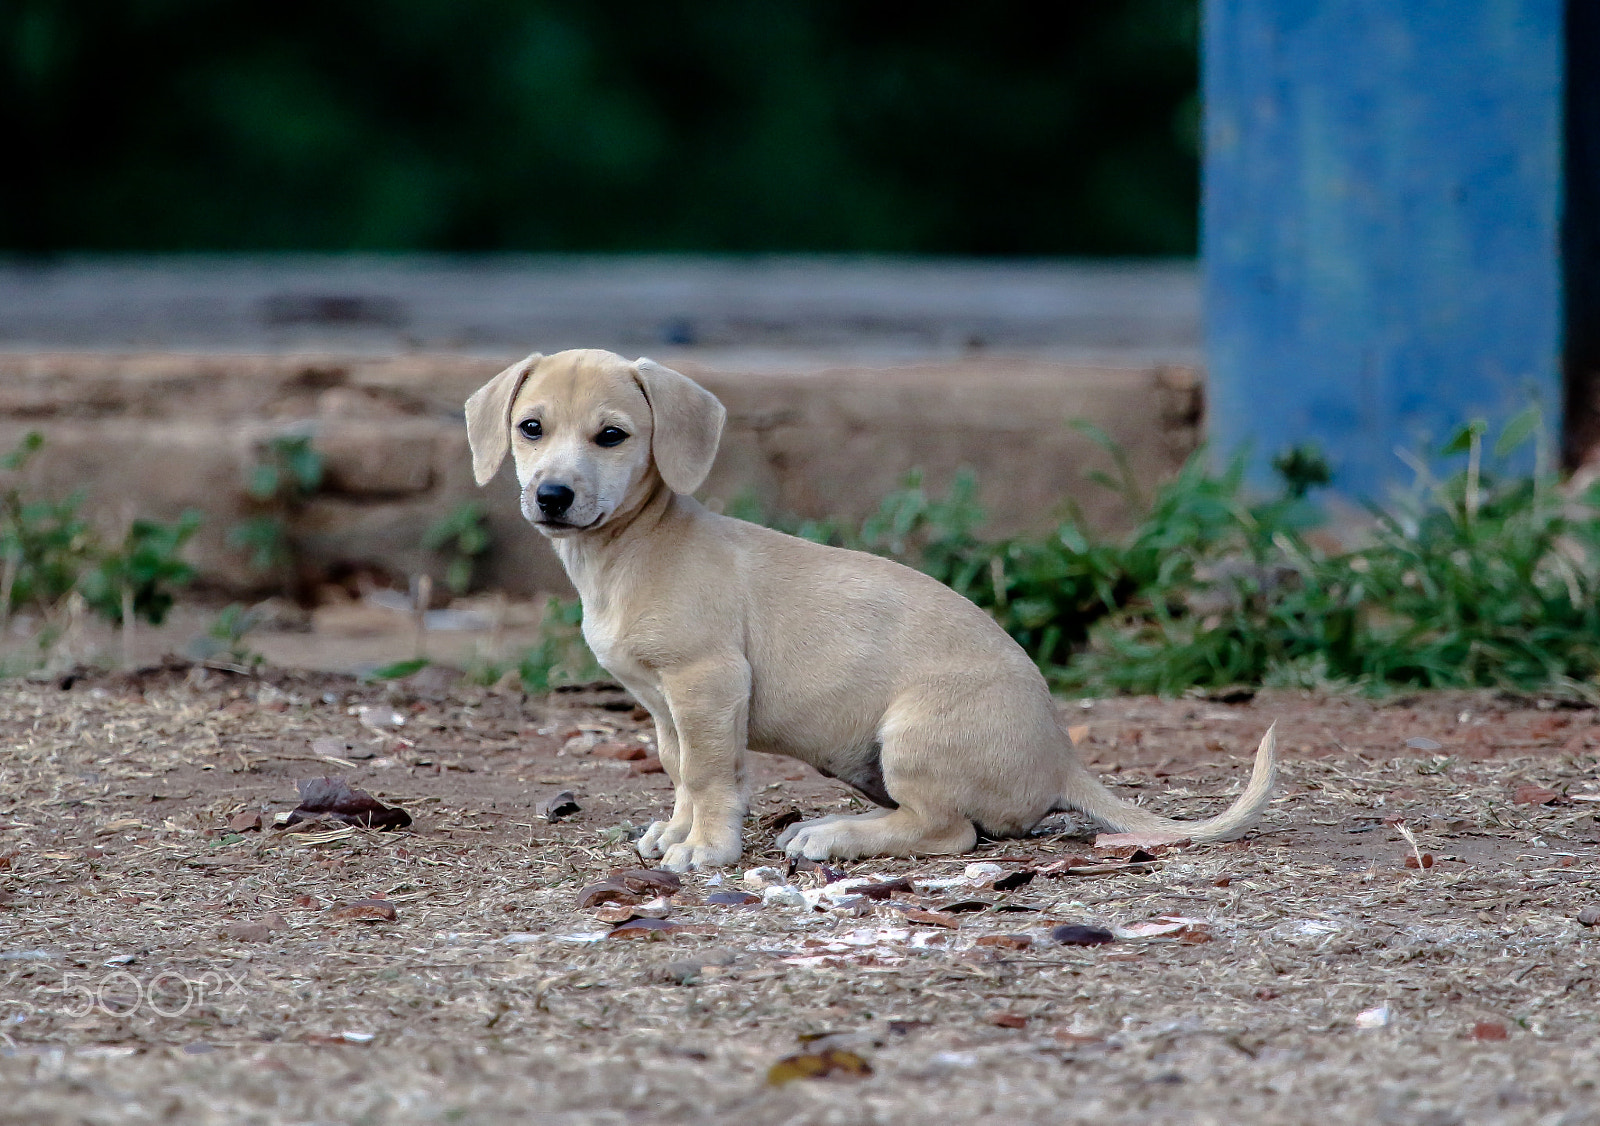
[{"left": 2, "top": 669, "right": 1597, "bottom": 1123}]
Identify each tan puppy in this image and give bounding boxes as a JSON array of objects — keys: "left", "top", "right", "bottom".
[{"left": 466, "top": 348, "right": 1277, "bottom": 872}]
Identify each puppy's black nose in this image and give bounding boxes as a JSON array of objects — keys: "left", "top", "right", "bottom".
[{"left": 535, "top": 482, "right": 575, "bottom": 518}]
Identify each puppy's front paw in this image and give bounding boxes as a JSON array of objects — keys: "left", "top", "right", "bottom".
[
  {"left": 637, "top": 818, "right": 687, "bottom": 859},
  {"left": 782, "top": 821, "right": 844, "bottom": 862},
  {"left": 660, "top": 835, "right": 742, "bottom": 873}
]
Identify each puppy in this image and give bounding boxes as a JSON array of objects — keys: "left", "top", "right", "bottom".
[{"left": 466, "top": 349, "right": 1276, "bottom": 872}]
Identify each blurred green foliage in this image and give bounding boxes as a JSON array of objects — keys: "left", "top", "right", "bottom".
[
  {"left": 2, "top": 1, "right": 1199, "bottom": 254},
  {"left": 425, "top": 502, "right": 492, "bottom": 595},
  {"left": 1, "top": 430, "right": 199, "bottom": 628},
  {"left": 229, "top": 434, "right": 324, "bottom": 584},
  {"left": 742, "top": 411, "right": 1600, "bottom": 699}
]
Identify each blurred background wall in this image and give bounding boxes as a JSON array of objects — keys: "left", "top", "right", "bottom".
[
  {"left": 1, "top": 0, "right": 1200, "bottom": 256},
  {"left": 0, "top": 1, "right": 1214, "bottom": 613},
  {"left": 2, "top": 0, "right": 1591, "bottom": 673}
]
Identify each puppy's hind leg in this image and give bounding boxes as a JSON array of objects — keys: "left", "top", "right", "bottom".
[
  {"left": 780, "top": 731, "right": 974, "bottom": 860},
  {"left": 782, "top": 803, "right": 974, "bottom": 862}
]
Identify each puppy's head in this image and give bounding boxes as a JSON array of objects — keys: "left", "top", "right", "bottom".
[{"left": 464, "top": 348, "right": 724, "bottom": 536}]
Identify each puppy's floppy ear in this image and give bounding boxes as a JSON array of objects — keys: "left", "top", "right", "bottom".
[
  {"left": 634, "top": 358, "right": 725, "bottom": 495},
  {"left": 464, "top": 353, "right": 542, "bottom": 486}
]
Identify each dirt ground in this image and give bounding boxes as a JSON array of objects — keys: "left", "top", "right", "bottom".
[{"left": 2, "top": 664, "right": 1598, "bottom": 1125}]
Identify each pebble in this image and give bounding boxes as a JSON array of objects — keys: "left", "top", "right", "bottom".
[
  {"left": 761, "top": 884, "right": 809, "bottom": 909},
  {"left": 1577, "top": 906, "right": 1600, "bottom": 927},
  {"left": 1354, "top": 1004, "right": 1390, "bottom": 1029},
  {"left": 742, "top": 866, "right": 786, "bottom": 890},
  {"left": 962, "top": 862, "right": 1005, "bottom": 885}
]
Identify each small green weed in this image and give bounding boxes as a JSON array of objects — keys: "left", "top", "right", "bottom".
[
  {"left": 1, "top": 432, "right": 201, "bottom": 656},
  {"left": 424, "top": 502, "right": 492, "bottom": 595},
  {"left": 230, "top": 435, "right": 324, "bottom": 588},
  {"left": 739, "top": 409, "right": 1597, "bottom": 699},
  {"left": 78, "top": 513, "right": 202, "bottom": 626},
  {"left": 184, "top": 603, "right": 266, "bottom": 669},
  {"left": 514, "top": 597, "right": 607, "bottom": 692},
  {"left": 370, "top": 657, "right": 430, "bottom": 680},
  {"left": 464, "top": 596, "right": 609, "bottom": 693}
]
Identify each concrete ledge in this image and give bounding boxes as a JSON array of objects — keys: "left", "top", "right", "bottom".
[{"left": 0, "top": 352, "right": 1201, "bottom": 596}]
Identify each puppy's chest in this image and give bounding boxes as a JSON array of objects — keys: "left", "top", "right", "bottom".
[{"left": 581, "top": 616, "right": 657, "bottom": 690}]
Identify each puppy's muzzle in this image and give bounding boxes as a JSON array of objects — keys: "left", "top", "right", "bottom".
[{"left": 535, "top": 483, "right": 576, "bottom": 519}]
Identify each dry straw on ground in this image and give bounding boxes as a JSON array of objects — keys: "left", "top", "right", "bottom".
[{"left": 1, "top": 665, "right": 1597, "bottom": 1124}]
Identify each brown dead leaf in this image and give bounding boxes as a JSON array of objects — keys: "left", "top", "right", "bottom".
[
  {"left": 1403, "top": 852, "right": 1436, "bottom": 869},
  {"left": 1512, "top": 783, "right": 1566, "bottom": 806},
  {"left": 539, "top": 790, "right": 581, "bottom": 821},
  {"left": 1471, "top": 1021, "right": 1509, "bottom": 1041},
  {"left": 974, "top": 933, "right": 1033, "bottom": 950},
  {"left": 766, "top": 1048, "right": 872, "bottom": 1086},
  {"left": 612, "top": 868, "right": 682, "bottom": 896},
  {"left": 1066, "top": 724, "right": 1090, "bottom": 746},
  {"left": 328, "top": 899, "right": 398, "bottom": 923},
  {"left": 630, "top": 755, "right": 665, "bottom": 775},
  {"left": 577, "top": 879, "right": 638, "bottom": 909},
  {"left": 896, "top": 907, "right": 961, "bottom": 929},
  {"left": 227, "top": 809, "right": 263, "bottom": 833},
  {"left": 285, "top": 777, "right": 411, "bottom": 830},
  {"left": 595, "top": 896, "right": 671, "bottom": 923},
  {"left": 988, "top": 1012, "right": 1028, "bottom": 1029},
  {"left": 855, "top": 876, "right": 915, "bottom": 901}
]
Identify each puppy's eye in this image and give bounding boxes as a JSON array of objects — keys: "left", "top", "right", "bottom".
[
  {"left": 595, "top": 426, "right": 629, "bottom": 448},
  {"left": 518, "top": 419, "right": 542, "bottom": 440}
]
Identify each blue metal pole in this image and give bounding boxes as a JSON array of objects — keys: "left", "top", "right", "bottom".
[{"left": 1203, "top": 0, "right": 1564, "bottom": 498}]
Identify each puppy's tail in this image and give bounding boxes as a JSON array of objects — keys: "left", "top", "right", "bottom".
[{"left": 1056, "top": 723, "right": 1277, "bottom": 843}]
